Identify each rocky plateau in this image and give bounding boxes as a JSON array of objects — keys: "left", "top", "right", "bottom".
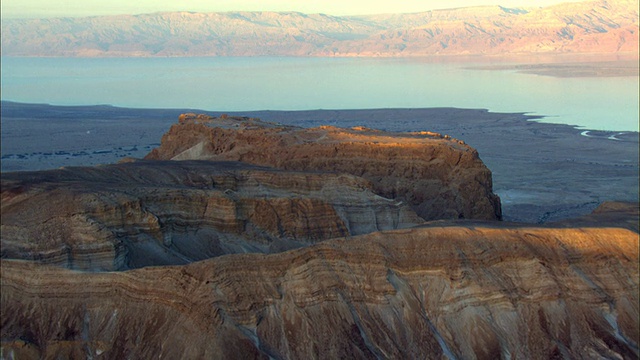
[
  {"left": 1, "top": 113, "right": 638, "bottom": 359},
  {"left": 145, "top": 114, "right": 502, "bottom": 221}
]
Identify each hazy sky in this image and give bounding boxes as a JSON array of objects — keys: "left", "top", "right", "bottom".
[{"left": 2, "top": 0, "right": 585, "bottom": 19}]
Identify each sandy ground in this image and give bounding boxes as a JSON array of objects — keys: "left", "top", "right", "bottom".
[{"left": 1, "top": 101, "right": 638, "bottom": 223}]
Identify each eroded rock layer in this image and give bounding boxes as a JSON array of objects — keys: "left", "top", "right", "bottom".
[
  {"left": 1, "top": 160, "right": 423, "bottom": 270},
  {"left": 1, "top": 204, "right": 638, "bottom": 359},
  {"left": 145, "top": 114, "right": 502, "bottom": 221}
]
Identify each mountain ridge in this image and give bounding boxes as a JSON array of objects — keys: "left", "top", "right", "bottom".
[{"left": 2, "top": 0, "right": 638, "bottom": 57}]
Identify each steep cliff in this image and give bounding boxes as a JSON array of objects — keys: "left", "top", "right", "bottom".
[
  {"left": 145, "top": 114, "right": 502, "bottom": 221},
  {"left": 1, "top": 160, "right": 423, "bottom": 270},
  {"left": 2, "top": 203, "right": 638, "bottom": 359},
  {"left": 2, "top": 112, "right": 637, "bottom": 359}
]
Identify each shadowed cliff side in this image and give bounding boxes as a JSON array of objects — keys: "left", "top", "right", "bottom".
[
  {"left": 2, "top": 113, "right": 637, "bottom": 359},
  {"left": 1, "top": 160, "right": 423, "bottom": 270},
  {"left": 1, "top": 203, "right": 638, "bottom": 359},
  {"left": 145, "top": 114, "right": 502, "bottom": 221}
]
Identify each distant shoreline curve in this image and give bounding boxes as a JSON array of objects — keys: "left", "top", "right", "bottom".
[{"left": 2, "top": 100, "right": 638, "bottom": 134}]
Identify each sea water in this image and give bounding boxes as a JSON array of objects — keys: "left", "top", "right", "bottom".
[{"left": 1, "top": 56, "right": 638, "bottom": 131}]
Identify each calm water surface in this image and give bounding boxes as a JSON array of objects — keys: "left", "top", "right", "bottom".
[{"left": 1, "top": 57, "right": 638, "bottom": 131}]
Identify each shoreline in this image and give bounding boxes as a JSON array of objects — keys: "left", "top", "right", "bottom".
[
  {"left": 1, "top": 101, "right": 638, "bottom": 224},
  {"left": 3, "top": 53, "right": 638, "bottom": 76},
  {"left": 469, "top": 59, "right": 640, "bottom": 78},
  {"left": 2, "top": 51, "right": 638, "bottom": 65},
  {"left": 2, "top": 100, "right": 639, "bottom": 133}
]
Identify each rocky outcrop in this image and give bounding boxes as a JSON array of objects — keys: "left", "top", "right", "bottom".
[
  {"left": 2, "top": 0, "right": 638, "bottom": 57},
  {"left": 2, "top": 204, "right": 638, "bottom": 359},
  {"left": 1, "top": 111, "right": 637, "bottom": 358},
  {"left": 145, "top": 114, "right": 502, "bottom": 221},
  {"left": 1, "top": 160, "right": 423, "bottom": 270}
]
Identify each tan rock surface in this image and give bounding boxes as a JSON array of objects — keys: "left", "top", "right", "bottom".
[
  {"left": 1, "top": 160, "right": 423, "bottom": 270},
  {"left": 145, "top": 114, "right": 502, "bottom": 221},
  {"left": 2, "top": 103, "right": 637, "bottom": 223},
  {"left": 2, "top": 204, "right": 638, "bottom": 359},
  {"left": 2, "top": 112, "right": 637, "bottom": 359}
]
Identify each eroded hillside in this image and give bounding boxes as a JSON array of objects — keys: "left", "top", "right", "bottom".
[
  {"left": 1, "top": 160, "right": 423, "bottom": 270},
  {"left": 1, "top": 114, "right": 638, "bottom": 359},
  {"left": 2, "top": 203, "right": 638, "bottom": 359}
]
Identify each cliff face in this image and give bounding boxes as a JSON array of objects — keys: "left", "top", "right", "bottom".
[
  {"left": 2, "top": 0, "right": 637, "bottom": 57},
  {"left": 145, "top": 114, "right": 502, "bottom": 221},
  {"left": 2, "top": 204, "right": 638, "bottom": 359},
  {"left": 1, "top": 160, "right": 423, "bottom": 270},
  {"left": 1, "top": 112, "right": 503, "bottom": 269},
  {"left": 2, "top": 112, "right": 637, "bottom": 359}
]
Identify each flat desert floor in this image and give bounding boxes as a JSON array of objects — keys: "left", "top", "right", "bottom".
[{"left": 1, "top": 101, "right": 637, "bottom": 223}]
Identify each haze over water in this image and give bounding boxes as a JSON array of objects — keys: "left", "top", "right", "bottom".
[{"left": 1, "top": 56, "right": 638, "bottom": 131}]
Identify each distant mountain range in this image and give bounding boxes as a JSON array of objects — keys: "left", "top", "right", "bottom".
[{"left": 2, "top": 0, "right": 638, "bottom": 57}]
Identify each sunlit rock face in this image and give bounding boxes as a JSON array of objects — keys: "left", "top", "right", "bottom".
[
  {"left": 2, "top": 1, "right": 638, "bottom": 57},
  {"left": 2, "top": 112, "right": 636, "bottom": 359},
  {"left": 0, "top": 160, "right": 424, "bottom": 270},
  {"left": 146, "top": 114, "right": 502, "bottom": 221},
  {"left": 1, "top": 204, "right": 638, "bottom": 359}
]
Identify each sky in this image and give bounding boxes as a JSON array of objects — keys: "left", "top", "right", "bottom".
[{"left": 1, "top": 0, "right": 586, "bottom": 19}]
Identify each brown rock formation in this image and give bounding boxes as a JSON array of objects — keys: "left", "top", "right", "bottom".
[
  {"left": 145, "top": 114, "right": 502, "bottom": 221},
  {"left": 2, "top": 113, "right": 636, "bottom": 359},
  {"left": 2, "top": 204, "right": 638, "bottom": 359},
  {"left": 1, "top": 160, "right": 423, "bottom": 270}
]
